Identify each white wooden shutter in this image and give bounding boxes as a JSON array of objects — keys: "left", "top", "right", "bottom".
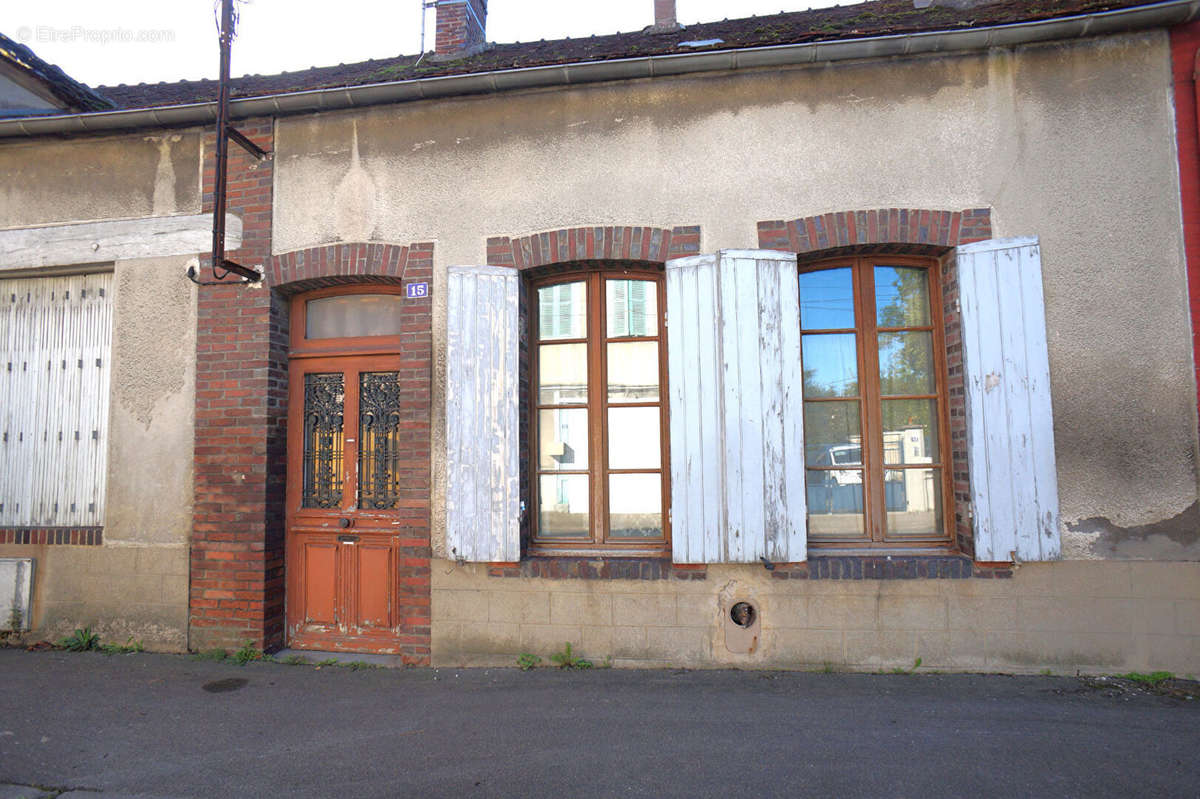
[
  {"left": 957, "top": 237, "right": 1060, "bottom": 561},
  {"left": 445, "top": 265, "right": 520, "bottom": 562},
  {"left": 666, "top": 249, "right": 806, "bottom": 563},
  {"left": 0, "top": 273, "right": 112, "bottom": 527}
]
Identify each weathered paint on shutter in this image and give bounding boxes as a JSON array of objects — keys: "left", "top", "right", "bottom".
[
  {"left": 445, "top": 265, "right": 520, "bottom": 562},
  {"left": 666, "top": 249, "right": 806, "bottom": 563},
  {"left": 0, "top": 273, "right": 112, "bottom": 527},
  {"left": 957, "top": 237, "right": 1060, "bottom": 561}
]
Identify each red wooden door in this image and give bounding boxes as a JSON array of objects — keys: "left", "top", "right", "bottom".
[{"left": 285, "top": 353, "right": 407, "bottom": 653}]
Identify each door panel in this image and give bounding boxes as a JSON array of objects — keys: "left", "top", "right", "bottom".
[
  {"left": 286, "top": 354, "right": 409, "bottom": 653},
  {"left": 302, "top": 541, "right": 338, "bottom": 625},
  {"left": 354, "top": 544, "right": 394, "bottom": 629}
]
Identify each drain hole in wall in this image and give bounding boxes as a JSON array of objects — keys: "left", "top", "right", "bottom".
[{"left": 730, "top": 601, "right": 756, "bottom": 628}]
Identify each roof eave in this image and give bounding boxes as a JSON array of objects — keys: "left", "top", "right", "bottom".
[{"left": 3, "top": 0, "right": 1198, "bottom": 139}]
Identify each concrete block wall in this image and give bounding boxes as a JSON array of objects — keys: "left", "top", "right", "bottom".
[
  {"left": 0, "top": 544, "right": 188, "bottom": 650},
  {"left": 432, "top": 560, "right": 1200, "bottom": 674}
]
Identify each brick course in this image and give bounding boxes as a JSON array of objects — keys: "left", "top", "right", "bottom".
[{"left": 0, "top": 527, "right": 102, "bottom": 546}]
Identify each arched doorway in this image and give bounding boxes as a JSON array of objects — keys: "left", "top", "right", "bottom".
[{"left": 284, "top": 285, "right": 414, "bottom": 653}]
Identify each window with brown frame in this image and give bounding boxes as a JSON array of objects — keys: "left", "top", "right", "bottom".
[
  {"left": 798, "top": 256, "right": 954, "bottom": 549},
  {"left": 530, "top": 269, "right": 669, "bottom": 554}
]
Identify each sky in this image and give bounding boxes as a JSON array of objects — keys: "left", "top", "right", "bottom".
[{"left": 7, "top": 0, "right": 842, "bottom": 88}]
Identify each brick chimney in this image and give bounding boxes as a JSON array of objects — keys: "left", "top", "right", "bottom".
[
  {"left": 435, "top": 0, "right": 487, "bottom": 57},
  {"left": 654, "top": 0, "right": 677, "bottom": 28},
  {"left": 652, "top": 0, "right": 681, "bottom": 31}
]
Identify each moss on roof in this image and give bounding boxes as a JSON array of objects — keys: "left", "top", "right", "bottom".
[{"left": 96, "top": 0, "right": 1165, "bottom": 111}]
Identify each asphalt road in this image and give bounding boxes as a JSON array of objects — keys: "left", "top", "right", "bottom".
[{"left": 1, "top": 649, "right": 1197, "bottom": 798}]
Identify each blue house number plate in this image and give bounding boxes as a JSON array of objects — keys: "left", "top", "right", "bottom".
[{"left": 405, "top": 282, "right": 429, "bottom": 299}]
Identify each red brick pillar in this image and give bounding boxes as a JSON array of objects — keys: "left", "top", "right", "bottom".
[{"left": 191, "top": 119, "right": 286, "bottom": 652}]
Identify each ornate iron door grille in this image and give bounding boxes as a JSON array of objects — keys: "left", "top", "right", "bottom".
[
  {"left": 302, "top": 373, "right": 344, "bottom": 508},
  {"left": 358, "top": 371, "right": 402, "bottom": 509}
]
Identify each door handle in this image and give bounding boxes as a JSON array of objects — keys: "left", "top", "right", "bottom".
[
  {"left": 338, "top": 534, "right": 360, "bottom": 544},
  {"left": 338, "top": 517, "right": 353, "bottom": 528}
]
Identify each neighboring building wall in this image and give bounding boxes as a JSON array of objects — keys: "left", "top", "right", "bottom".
[
  {"left": 0, "top": 133, "right": 202, "bottom": 649},
  {"left": 272, "top": 30, "right": 1198, "bottom": 563}
]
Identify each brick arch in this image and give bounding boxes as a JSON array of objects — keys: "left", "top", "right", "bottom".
[
  {"left": 757, "top": 208, "right": 992, "bottom": 256},
  {"left": 486, "top": 225, "right": 700, "bottom": 270},
  {"left": 268, "top": 241, "right": 434, "bottom": 292}
]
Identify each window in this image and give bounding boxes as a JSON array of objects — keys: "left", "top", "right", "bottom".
[
  {"left": 0, "top": 273, "right": 113, "bottom": 528},
  {"left": 531, "top": 270, "right": 669, "bottom": 552},
  {"left": 798, "top": 256, "right": 952, "bottom": 548}
]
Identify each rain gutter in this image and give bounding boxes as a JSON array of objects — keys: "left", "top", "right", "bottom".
[{"left": 2, "top": 0, "right": 1198, "bottom": 139}]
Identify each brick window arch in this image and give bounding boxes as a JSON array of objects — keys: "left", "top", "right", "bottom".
[
  {"left": 486, "top": 225, "right": 700, "bottom": 269},
  {"left": 758, "top": 208, "right": 992, "bottom": 256},
  {"left": 268, "top": 242, "right": 433, "bottom": 293}
]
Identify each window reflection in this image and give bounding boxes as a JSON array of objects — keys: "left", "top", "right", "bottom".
[
  {"left": 798, "top": 258, "right": 949, "bottom": 546},
  {"left": 607, "top": 280, "right": 657, "bottom": 337},
  {"left": 802, "top": 333, "right": 858, "bottom": 398},
  {"left": 539, "top": 474, "right": 589, "bottom": 538},
  {"left": 537, "top": 343, "right": 588, "bottom": 405},
  {"left": 534, "top": 272, "right": 665, "bottom": 546},
  {"left": 607, "top": 341, "right": 659, "bottom": 402},
  {"left": 885, "top": 468, "right": 943, "bottom": 537},
  {"left": 878, "top": 332, "right": 934, "bottom": 395},
  {"left": 609, "top": 474, "right": 662, "bottom": 538},
  {"left": 538, "top": 409, "right": 589, "bottom": 470},
  {"left": 538, "top": 282, "right": 587, "bottom": 340},
  {"left": 874, "top": 266, "right": 931, "bottom": 327},
  {"left": 799, "top": 268, "right": 855, "bottom": 329}
]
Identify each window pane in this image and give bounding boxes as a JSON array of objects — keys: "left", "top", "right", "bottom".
[
  {"left": 608, "top": 474, "right": 663, "bottom": 538},
  {"left": 607, "top": 407, "right": 661, "bottom": 469},
  {"left": 878, "top": 331, "right": 934, "bottom": 395},
  {"left": 799, "top": 268, "right": 855, "bottom": 329},
  {"left": 881, "top": 399, "right": 939, "bottom": 466},
  {"left": 885, "top": 468, "right": 944, "bottom": 538},
  {"left": 538, "top": 282, "right": 586, "bottom": 340},
  {"left": 803, "top": 401, "right": 861, "bottom": 467},
  {"left": 306, "top": 295, "right": 404, "bottom": 339},
  {"left": 606, "top": 279, "right": 657, "bottom": 337},
  {"left": 302, "top": 373, "right": 344, "bottom": 509},
  {"left": 607, "top": 341, "right": 659, "bottom": 403},
  {"left": 806, "top": 469, "right": 865, "bottom": 539},
  {"left": 358, "top": 372, "right": 401, "bottom": 509},
  {"left": 538, "top": 408, "right": 588, "bottom": 470},
  {"left": 538, "top": 343, "right": 587, "bottom": 405},
  {"left": 874, "top": 266, "right": 931, "bottom": 327},
  {"left": 538, "top": 474, "right": 589, "bottom": 538},
  {"left": 802, "top": 333, "right": 858, "bottom": 398}
]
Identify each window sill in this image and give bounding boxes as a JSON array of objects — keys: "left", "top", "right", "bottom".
[{"left": 487, "top": 555, "right": 703, "bottom": 581}]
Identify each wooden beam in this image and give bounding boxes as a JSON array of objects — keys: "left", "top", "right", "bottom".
[{"left": 0, "top": 213, "right": 243, "bottom": 271}]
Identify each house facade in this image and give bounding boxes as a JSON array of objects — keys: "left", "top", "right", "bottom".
[{"left": 2, "top": 0, "right": 1199, "bottom": 672}]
